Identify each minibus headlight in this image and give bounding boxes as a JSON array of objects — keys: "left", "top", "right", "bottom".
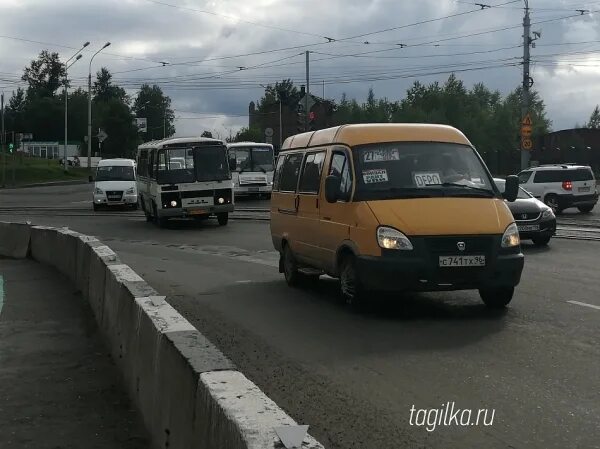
[
  {"left": 94, "top": 187, "right": 103, "bottom": 195},
  {"left": 501, "top": 223, "right": 520, "bottom": 248},
  {"left": 125, "top": 187, "right": 136, "bottom": 195},
  {"left": 377, "top": 226, "right": 413, "bottom": 251}
]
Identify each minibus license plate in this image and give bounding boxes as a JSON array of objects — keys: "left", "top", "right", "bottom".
[
  {"left": 439, "top": 255, "right": 485, "bottom": 267},
  {"left": 578, "top": 186, "right": 590, "bottom": 192}
]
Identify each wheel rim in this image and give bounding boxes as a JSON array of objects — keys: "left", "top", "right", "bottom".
[
  {"left": 545, "top": 197, "right": 558, "bottom": 211},
  {"left": 340, "top": 262, "right": 356, "bottom": 300}
]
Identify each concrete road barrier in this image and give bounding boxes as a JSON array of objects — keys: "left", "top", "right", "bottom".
[
  {"left": 0, "top": 222, "right": 325, "bottom": 449},
  {"left": 0, "top": 221, "right": 31, "bottom": 258}
]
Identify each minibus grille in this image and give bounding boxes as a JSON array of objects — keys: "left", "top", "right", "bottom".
[
  {"left": 425, "top": 236, "right": 495, "bottom": 255},
  {"left": 106, "top": 191, "right": 123, "bottom": 202}
]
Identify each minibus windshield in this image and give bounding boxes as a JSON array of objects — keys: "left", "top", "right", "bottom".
[
  {"left": 156, "top": 145, "right": 229, "bottom": 184},
  {"left": 230, "top": 146, "right": 274, "bottom": 173},
  {"left": 354, "top": 142, "right": 496, "bottom": 200},
  {"left": 96, "top": 165, "right": 135, "bottom": 182}
]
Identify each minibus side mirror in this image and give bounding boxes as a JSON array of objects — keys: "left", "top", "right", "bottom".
[
  {"left": 324, "top": 175, "right": 340, "bottom": 203},
  {"left": 503, "top": 175, "right": 519, "bottom": 202}
]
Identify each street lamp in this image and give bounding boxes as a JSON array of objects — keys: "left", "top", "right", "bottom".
[
  {"left": 63, "top": 41, "right": 89, "bottom": 172},
  {"left": 87, "top": 42, "right": 110, "bottom": 173}
]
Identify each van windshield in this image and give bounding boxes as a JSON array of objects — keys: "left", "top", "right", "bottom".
[
  {"left": 96, "top": 165, "right": 135, "bottom": 182},
  {"left": 354, "top": 142, "right": 496, "bottom": 200},
  {"left": 230, "top": 146, "right": 274, "bottom": 173}
]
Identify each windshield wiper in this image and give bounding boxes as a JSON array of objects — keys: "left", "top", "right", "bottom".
[{"left": 438, "top": 182, "right": 495, "bottom": 196}]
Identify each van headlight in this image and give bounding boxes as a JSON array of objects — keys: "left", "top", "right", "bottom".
[
  {"left": 94, "top": 187, "right": 103, "bottom": 195},
  {"left": 541, "top": 208, "right": 554, "bottom": 219},
  {"left": 501, "top": 223, "right": 520, "bottom": 248},
  {"left": 125, "top": 187, "right": 136, "bottom": 195},
  {"left": 377, "top": 226, "right": 413, "bottom": 250}
]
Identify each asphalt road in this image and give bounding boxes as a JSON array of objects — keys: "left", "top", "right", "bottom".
[{"left": 1, "top": 185, "right": 599, "bottom": 449}]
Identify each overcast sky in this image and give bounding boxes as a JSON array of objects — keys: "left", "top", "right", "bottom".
[{"left": 1, "top": 0, "right": 600, "bottom": 138}]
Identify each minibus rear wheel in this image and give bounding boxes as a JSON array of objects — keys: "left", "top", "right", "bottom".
[
  {"left": 479, "top": 287, "right": 514, "bottom": 309},
  {"left": 282, "top": 244, "right": 301, "bottom": 286}
]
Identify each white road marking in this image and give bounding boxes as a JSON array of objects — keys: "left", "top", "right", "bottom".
[
  {"left": 0, "top": 276, "right": 3, "bottom": 318},
  {"left": 235, "top": 280, "right": 254, "bottom": 284},
  {"left": 567, "top": 300, "right": 600, "bottom": 311}
]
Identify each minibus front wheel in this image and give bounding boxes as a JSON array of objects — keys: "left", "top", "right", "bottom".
[
  {"left": 479, "top": 287, "right": 514, "bottom": 309},
  {"left": 339, "top": 255, "right": 366, "bottom": 308}
]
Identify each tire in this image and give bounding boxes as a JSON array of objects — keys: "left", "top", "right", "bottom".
[
  {"left": 479, "top": 287, "right": 514, "bottom": 309},
  {"left": 339, "top": 255, "right": 366, "bottom": 308},
  {"left": 153, "top": 203, "right": 168, "bottom": 228},
  {"left": 578, "top": 205, "right": 594, "bottom": 213},
  {"left": 92, "top": 203, "right": 99, "bottom": 212},
  {"left": 543, "top": 194, "right": 561, "bottom": 214},
  {"left": 532, "top": 235, "right": 551, "bottom": 246},
  {"left": 217, "top": 212, "right": 229, "bottom": 226},
  {"left": 131, "top": 203, "right": 139, "bottom": 211},
  {"left": 282, "top": 244, "right": 301, "bottom": 286}
]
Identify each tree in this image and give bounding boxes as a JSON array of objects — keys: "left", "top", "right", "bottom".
[
  {"left": 201, "top": 131, "right": 213, "bottom": 138},
  {"left": 587, "top": 105, "right": 600, "bottom": 129},
  {"left": 93, "top": 67, "right": 128, "bottom": 104},
  {"left": 133, "top": 84, "right": 175, "bottom": 141},
  {"left": 94, "top": 97, "right": 138, "bottom": 158},
  {"left": 5, "top": 88, "right": 26, "bottom": 134},
  {"left": 227, "top": 126, "right": 262, "bottom": 143},
  {"left": 21, "top": 50, "right": 65, "bottom": 98}
]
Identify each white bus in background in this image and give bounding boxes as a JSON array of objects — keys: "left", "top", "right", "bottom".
[
  {"left": 136, "top": 137, "right": 235, "bottom": 227},
  {"left": 227, "top": 142, "right": 275, "bottom": 198}
]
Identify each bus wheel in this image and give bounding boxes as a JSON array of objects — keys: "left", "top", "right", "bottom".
[
  {"left": 217, "top": 213, "right": 229, "bottom": 226},
  {"left": 153, "top": 203, "right": 168, "bottom": 228}
]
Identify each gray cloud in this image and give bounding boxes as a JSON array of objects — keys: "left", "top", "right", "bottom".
[{"left": 1, "top": 0, "right": 599, "bottom": 135}]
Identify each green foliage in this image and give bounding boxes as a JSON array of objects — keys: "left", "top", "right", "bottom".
[
  {"left": 93, "top": 67, "right": 128, "bottom": 104},
  {"left": 133, "top": 84, "right": 175, "bottom": 141},
  {"left": 227, "top": 126, "right": 262, "bottom": 143},
  {"left": 201, "top": 131, "right": 213, "bottom": 138},
  {"left": 21, "top": 50, "right": 65, "bottom": 98},
  {"left": 588, "top": 105, "right": 600, "bottom": 129}
]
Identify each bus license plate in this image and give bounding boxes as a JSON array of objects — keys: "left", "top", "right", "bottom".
[
  {"left": 439, "top": 255, "right": 485, "bottom": 267},
  {"left": 188, "top": 209, "right": 206, "bottom": 215}
]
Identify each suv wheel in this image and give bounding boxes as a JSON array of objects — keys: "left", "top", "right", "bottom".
[
  {"left": 543, "top": 194, "right": 561, "bottom": 213},
  {"left": 479, "top": 287, "right": 514, "bottom": 308},
  {"left": 578, "top": 205, "right": 594, "bottom": 213}
]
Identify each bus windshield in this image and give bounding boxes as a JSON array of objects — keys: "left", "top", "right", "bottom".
[
  {"left": 156, "top": 145, "right": 230, "bottom": 184},
  {"left": 230, "top": 146, "right": 274, "bottom": 173},
  {"left": 354, "top": 142, "right": 497, "bottom": 200}
]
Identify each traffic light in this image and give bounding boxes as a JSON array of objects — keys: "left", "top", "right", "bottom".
[
  {"left": 308, "top": 111, "right": 316, "bottom": 131},
  {"left": 8, "top": 143, "right": 13, "bottom": 154}
]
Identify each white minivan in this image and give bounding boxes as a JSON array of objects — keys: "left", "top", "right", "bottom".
[{"left": 91, "top": 158, "right": 138, "bottom": 211}]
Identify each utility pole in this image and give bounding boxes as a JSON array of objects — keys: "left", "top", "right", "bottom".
[
  {"left": 521, "top": 0, "right": 532, "bottom": 170},
  {"left": 1, "top": 92, "right": 5, "bottom": 187},
  {"left": 305, "top": 51, "right": 310, "bottom": 131},
  {"left": 279, "top": 100, "right": 283, "bottom": 149}
]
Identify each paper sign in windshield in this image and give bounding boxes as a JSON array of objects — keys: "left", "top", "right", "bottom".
[
  {"left": 363, "top": 148, "right": 400, "bottom": 163},
  {"left": 363, "top": 169, "right": 388, "bottom": 184},
  {"left": 414, "top": 172, "right": 442, "bottom": 187}
]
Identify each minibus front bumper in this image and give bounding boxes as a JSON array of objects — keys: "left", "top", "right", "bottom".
[{"left": 355, "top": 238, "right": 524, "bottom": 292}]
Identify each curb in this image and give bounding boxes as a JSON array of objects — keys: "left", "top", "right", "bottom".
[
  {"left": 0, "top": 179, "right": 89, "bottom": 190},
  {"left": 0, "top": 221, "right": 324, "bottom": 449}
]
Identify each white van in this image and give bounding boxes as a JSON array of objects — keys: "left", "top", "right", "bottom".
[
  {"left": 227, "top": 142, "right": 275, "bottom": 197},
  {"left": 91, "top": 159, "right": 138, "bottom": 211}
]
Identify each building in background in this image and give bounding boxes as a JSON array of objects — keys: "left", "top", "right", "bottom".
[
  {"left": 22, "top": 141, "right": 80, "bottom": 159},
  {"left": 533, "top": 128, "right": 600, "bottom": 172}
]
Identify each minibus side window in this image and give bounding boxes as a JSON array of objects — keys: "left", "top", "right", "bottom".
[
  {"left": 149, "top": 150, "right": 155, "bottom": 179},
  {"left": 272, "top": 155, "right": 286, "bottom": 191},
  {"left": 299, "top": 151, "right": 326, "bottom": 194},
  {"left": 279, "top": 153, "right": 304, "bottom": 192},
  {"left": 330, "top": 151, "right": 353, "bottom": 201},
  {"left": 138, "top": 150, "right": 148, "bottom": 177}
]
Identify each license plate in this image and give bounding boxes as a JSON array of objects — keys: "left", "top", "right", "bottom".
[
  {"left": 439, "top": 255, "right": 486, "bottom": 267},
  {"left": 518, "top": 224, "right": 539, "bottom": 232},
  {"left": 108, "top": 196, "right": 121, "bottom": 200},
  {"left": 188, "top": 209, "right": 206, "bottom": 215},
  {"left": 578, "top": 187, "right": 591, "bottom": 192}
]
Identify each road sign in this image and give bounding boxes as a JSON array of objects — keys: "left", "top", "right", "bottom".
[
  {"left": 265, "top": 136, "right": 273, "bottom": 144},
  {"left": 21, "top": 133, "right": 33, "bottom": 141},
  {"left": 135, "top": 117, "right": 147, "bottom": 133},
  {"left": 97, "top": 129, "right": 108, "bottom": 143},
  {"left": 265, "top": 127, "right": 274, "bottom": 137},
  {"left": 522, "top": 138, "right": 533, "bottom": 150}
]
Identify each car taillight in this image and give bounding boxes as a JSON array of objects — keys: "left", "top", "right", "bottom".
[{"left": 562, "top": 181, "right": 572, "bottom": 191}]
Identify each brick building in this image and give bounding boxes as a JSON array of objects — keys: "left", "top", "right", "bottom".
[{"left": 532, "top": 128, "right": 600, "bottom": 171}]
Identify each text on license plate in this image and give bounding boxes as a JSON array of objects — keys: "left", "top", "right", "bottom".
[
  {"left": 578, "top": 187, "right": 591, "bottom": 192},
  {"left": 439, "top": 255, "right": 486, "bottom": 267},
  {"left": 518, "top": 224, "right": 539, "bottom": 232}
]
